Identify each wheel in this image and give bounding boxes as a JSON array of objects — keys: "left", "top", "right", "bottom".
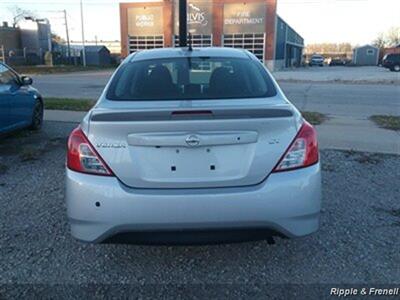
[
  {"left": 30, "top": 100, "right": 44, "bottom": 130},
  {"left": 393, "top": 65, "right": 400, "bottom": 72}
]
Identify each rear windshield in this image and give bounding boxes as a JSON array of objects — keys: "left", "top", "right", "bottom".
[
  {"left": 106, "top": 57, "right": 277, "bottom": 101},
  {"left": 386, "top": 54, "right": 400, "bottom": 59}
]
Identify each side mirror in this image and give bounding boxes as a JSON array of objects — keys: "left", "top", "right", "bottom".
[{"left": 20, "top": 76, "right": 33, "bottom": 86}]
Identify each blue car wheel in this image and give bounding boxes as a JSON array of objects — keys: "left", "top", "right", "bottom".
[{"left": 30, "top": 100, "right": 43, "bottom": 130}]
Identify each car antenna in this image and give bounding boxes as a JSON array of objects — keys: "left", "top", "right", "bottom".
[{"left": 188, "top": 32, "right": 193, "bottom": 51}]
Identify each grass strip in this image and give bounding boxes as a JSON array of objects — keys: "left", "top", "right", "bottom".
[
  {"left": 370, "top": 115, "right": 400, "bottom": 131},
  {"left": 44, "top": 98, "right": 96, "bottom": 111},
  {"left": 301, "top": 111, "right": 326, "bottom": 125}
]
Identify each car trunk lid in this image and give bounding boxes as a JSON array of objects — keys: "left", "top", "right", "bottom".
[{"left": 87, "top": 101, "right": 298, "bottom": 189}]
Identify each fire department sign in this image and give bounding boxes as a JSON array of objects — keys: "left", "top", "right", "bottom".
[{"left": 223, "top": 3, "right": 266, "bottom": 34}]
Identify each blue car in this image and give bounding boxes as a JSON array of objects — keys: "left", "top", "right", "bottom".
[{"left": 0, "top": 62, "right": 43, "bottom": 135}]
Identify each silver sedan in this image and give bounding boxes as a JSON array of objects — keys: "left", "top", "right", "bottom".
[{"left": 65, "top": 47, "right": 321, "bottom": 244}]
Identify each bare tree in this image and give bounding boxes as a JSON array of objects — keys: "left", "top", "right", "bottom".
[
  {"left": 386, "top": 26, "right": 400, "bottom": 47},
  {"left": 52, "top": 33, "right": 65, "bottom": 44},
  {"left": 373, "top": 32, "right": 387, "bottom": 49},
  {"left": 372, "top": 27, "right": 400, "bottom": 48},
  {"left": 305, "top": 43, "right": 353, "bottom": 55},
  {"left": 8, "top": 6, "right": 37, "bottom": 25}
]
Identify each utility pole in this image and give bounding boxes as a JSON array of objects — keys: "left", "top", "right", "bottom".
[
  {"left": 63, "top": 9, "right": 71, "bottom": 64},
  {"left": 178, "top": 0, "right": 187, "bottom": 47},
  {"left": 45, "top": 18, "right": 52, "bottom": 53},
  {"left": 80, "top": 0, "right": 87, "bottom": 67}
]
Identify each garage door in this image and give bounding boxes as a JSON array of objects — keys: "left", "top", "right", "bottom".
[
  {"left": 174, "top": 34, "right": 212, "bottom": 48},
  {"left": 128, "top": 36, "right": 164, "bottom": 54},
  {"left": 222, "top": 33, "right": 265, "bottom": 62}
]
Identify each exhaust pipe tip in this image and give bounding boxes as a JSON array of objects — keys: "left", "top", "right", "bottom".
[{"left": 267, "top": 236, "right": 275, "bottom": 245}]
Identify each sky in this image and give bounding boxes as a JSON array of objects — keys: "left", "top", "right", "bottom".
[{"left": 0, "top": 0, "right": 399, "bottom": 45}]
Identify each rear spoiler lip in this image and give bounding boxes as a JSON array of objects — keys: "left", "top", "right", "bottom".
[{"left": 90, "top": 109, "right": 293, "bottom": 122}]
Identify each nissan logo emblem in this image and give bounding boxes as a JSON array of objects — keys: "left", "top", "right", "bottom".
[{"left": 185, "top": 135, "right": 200, "bottom": 147}]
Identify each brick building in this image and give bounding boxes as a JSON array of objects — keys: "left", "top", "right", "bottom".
[{"left": 119, "top": 0, "right": 304, "bottom": 70}]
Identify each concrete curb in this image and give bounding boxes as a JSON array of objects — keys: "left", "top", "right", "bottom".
[
  {"left": 316, "top": 117, "right": 399, "bottom": 155},
  {"left": 44, "top": 110, "right": 86, "bottom": 123}
]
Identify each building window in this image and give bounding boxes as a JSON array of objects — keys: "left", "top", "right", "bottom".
[{"left": 366, "top": 49, "right": 375, "bottom": 56}]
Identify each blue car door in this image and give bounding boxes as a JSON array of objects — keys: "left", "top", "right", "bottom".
[
  {"left": 0, "top": 64, "right": 12, "bottom": 133},
  {"left": 1, "top": 64, "right": 34, "bottom": 129}
]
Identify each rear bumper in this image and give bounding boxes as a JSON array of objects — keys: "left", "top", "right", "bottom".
[{"left": 66, "top": 163, "right": 321, "bottom": 243}]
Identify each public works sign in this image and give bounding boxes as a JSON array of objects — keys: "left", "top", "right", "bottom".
[
  {"left": 223, "top": 3, "right": 266, "bottom": 34},
  {"left": 174, "top": 1, "right": 213, "bottom": 35},
  {"left": 128, "top": 6, "right": 164, "bottom": 36}
]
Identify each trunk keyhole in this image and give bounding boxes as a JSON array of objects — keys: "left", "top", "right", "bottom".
[
  {"left": 210, "top": 165, "right": 215, "bottom": 170},
  {"left": 171, "top": 166, "right": 176, "bottom": 171}
]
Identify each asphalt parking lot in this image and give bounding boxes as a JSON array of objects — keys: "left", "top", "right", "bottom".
[
  {"left": 273, "top": 66, "right": 400, "bottom": 84},
  {"left": 31, "top": 69, "right": 400, "bottom": 119},
  {"left": 0, "top": 122, "right": 399, "bottom": 297}
]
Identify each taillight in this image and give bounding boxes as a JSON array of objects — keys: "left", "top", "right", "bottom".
[
  {"left": 273, "top": 121, "right": 319, "bottom": 172},
  {"left": 67, "top": 127, "right": 114, "bottom": 176}
]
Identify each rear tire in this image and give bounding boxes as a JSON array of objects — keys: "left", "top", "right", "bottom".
[
  {"left": 30, "top": 100, "right": 43, "bottom": 130},
  {"left": 393, "top": 65, "right": 400, "bottom": 72}
]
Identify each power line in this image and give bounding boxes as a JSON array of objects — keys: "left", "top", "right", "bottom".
[
  {"left": 63, "top": 9, "right": 71, "bottom": 62},
  {"left": 80, "top": 0, "right": 86, "bottom": 67},
  {"left": 0, "top": 0, "right": 370, "bottom": 4}
]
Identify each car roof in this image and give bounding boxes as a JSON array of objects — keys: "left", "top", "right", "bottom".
[{"left": 129, "top": 47, "right": 251, "bottom": 62}]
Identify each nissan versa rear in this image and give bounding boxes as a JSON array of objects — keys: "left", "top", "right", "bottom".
[{"left": 66, "top": 48, "right": 321, "bottom": 244}]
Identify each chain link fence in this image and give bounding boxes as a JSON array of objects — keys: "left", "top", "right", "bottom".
[{"left": 0, "top": 44, "right": 83, "bottom": 66}]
